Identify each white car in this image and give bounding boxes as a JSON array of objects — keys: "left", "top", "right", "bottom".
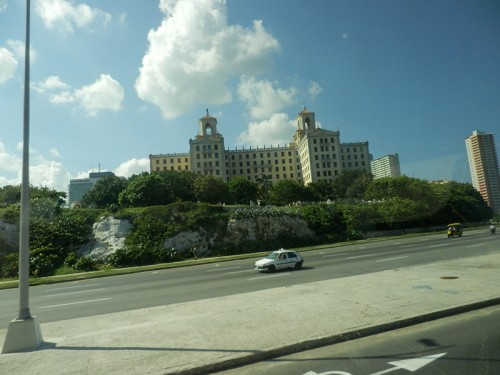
[{"left": 254, "top": 249, "right": 303, "bottom": 272}]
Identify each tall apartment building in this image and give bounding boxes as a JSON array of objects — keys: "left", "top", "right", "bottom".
[
  {"left": 68, "top": 171, "right": 115, "bottom": 208},
  {"left": 370, "top": 153, "right": 401, "bottom": 179},
  {"left": 150, "top": 108, "right": 371, "bottom": 185},
  {"left": 465, "top": 130, "right": 500, "bottom": 214}
]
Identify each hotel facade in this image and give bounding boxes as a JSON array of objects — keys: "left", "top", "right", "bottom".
[{"left": 150, "top": 108, "right": 371, "bottom": 185}]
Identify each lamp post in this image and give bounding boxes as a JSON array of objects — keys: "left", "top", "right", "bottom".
[{"left": 2, "top": 0, "right": 43, "bottom": 354}]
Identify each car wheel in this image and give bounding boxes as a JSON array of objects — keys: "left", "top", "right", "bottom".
[
  {"left": 268, "top": 265, "right": 276, "bottom": 273},
  {"left": 295, "top": 261, "right": 303, "bottom": 269}
]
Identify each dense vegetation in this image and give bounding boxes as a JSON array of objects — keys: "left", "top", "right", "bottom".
[{"left": 0, "top": 171, "right": 495, "bottom": 278}]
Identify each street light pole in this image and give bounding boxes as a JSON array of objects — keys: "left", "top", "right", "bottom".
[{"left": 1, "top": 0, "right": 43, "bottom": 354}]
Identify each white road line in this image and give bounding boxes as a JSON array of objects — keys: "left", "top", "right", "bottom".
[
  {"left": 206, "top": 266, "right": 242, "bottom": 272},
  {"left": 47, "top": 283, "right": 100, "bottom": 291},
  {"left": 248, "top": 273, "right": 291, "bottom": 281},
  {"left": 467, "top": 244, "right": 485, "bottom": 248},
  {"left": 347, "top": 254, "right": 378, "bottom": 259},
  {"left": 225, "top": 269, "right": 255, "bottom": 275},
  {"left": 39, "top": 298, "right": 112, "bottom": 309},
  {"left": 429, "top": 243, "right": 449, "bottom": 248},
  {"left": 322, "top": 253, "right": 348, "bottom": 257},
  {"left": 45, "top": 288, "right": 106, "bottom": 297},
  {"left": 377, "top": 256, "right": 408, "bottom": 262}
]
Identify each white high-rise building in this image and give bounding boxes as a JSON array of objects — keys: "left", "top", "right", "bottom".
[
  {"left": 370, "top": 153, "right": 401, "bottom": 179},
  {"left": 465, "top": 130, "right": 500, "bottom": 214}
]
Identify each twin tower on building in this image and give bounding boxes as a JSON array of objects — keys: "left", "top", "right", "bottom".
[{"left": 149, "top": 108, "right": 372, "bottom": 185}]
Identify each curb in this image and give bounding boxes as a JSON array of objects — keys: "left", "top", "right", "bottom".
[{"left": 169, "top": 297, "right": 500, "bottom": 375}]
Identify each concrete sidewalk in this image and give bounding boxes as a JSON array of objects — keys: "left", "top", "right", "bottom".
[{"left": 1, "top": 252, "right": 500, "bottom": 375}]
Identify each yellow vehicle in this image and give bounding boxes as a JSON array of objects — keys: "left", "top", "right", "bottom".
[{"left": 447, "top": 223, "right": 463, "bottom": 238}]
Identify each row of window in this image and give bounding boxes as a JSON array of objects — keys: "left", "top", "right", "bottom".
[
  {"left": 195, "top": 145, "right": 219, "bottom": 151},
  {"left": 312, "top": 138, "right": 336, "bottom": 144},
  {"left": 228, "top": 150, "right": 294, "bottom": 160},
  {"left": 155, "top": 158, "right": 189, "bottom": 164}
]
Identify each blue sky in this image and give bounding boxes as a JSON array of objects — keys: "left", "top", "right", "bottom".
[{"left": 1, "top": 0, "right": 499, "bottom": 193}]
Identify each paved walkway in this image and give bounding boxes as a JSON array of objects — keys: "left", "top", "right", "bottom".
[{"left": 1, "top": 252, "right": 500, "bottom": 375}]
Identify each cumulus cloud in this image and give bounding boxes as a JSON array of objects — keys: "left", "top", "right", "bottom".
[
  {"left": 135, "top": 0, "right": 279, "bottom": 120},
  {"left": 32, "top": 75, "right": 70, "bottom": 94},
  {"left": 0, "top": 142, "right": 21, "bottom": 174},
  {"left": 32, "top": 74, "right": 124, "bottom": 116},
  {"left": 0, "top": 47, "right": 17, "bottom": 85},
  {"left": 35, "top": 0, "right": 111, "bottom": 33},
  {"left": 114, "top": 158, "right": 150, "bottom": 178},
  {"left": 0, "top": 141, "right": 71, "bottom": 192},
  {"left": 238, "top": 76, "right": 296, "bottom": 120},
  {"left": 73, "top": 74, "right": 124, "bottom": 116},
  {"left": 6, "top": 39, "right": 38, "bottom": 62},
  {"left": 235, "top": 113, "right": 295, "bottom": 147},
  {"left": 308, "top": 81, "right": 323, "bottom": 98}
]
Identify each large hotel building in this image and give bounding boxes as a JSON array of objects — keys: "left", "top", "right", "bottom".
[
  {"left": 150, "top": 108, "right": 371, "bottom": 185},
  {"left": 465, "top": 130, "right": 500, "bottom": 214}
]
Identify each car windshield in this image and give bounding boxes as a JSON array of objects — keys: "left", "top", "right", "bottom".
[{"left": 265, "top": 252, "right": 280, "bottom": 260}]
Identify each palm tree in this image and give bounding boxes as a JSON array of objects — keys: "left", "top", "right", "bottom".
[{"left": 256, "top": 174, "right": 273, "bottom": 204}]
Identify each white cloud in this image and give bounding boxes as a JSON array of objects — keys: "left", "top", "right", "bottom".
[
  {"left": 73, "top": 74, "right": 124, "bottom": 116},
  {"left": 32, "top": 75, "right": 71, "bottom": 94},
  {"left": 114, "top": 158, "right": 150, "bottom": 178},
  {"left": 308, "top": 81, "right": 323, "bottom": 98},
  {"left": 33, "top": 74, "right": 124, "bottom": 116},
  {"left": 135, "top": 0, "right": 279, "bottom": 120},
  {"left": 235, "top": 113, "right": 295, "bottom": 147},
  {"left": 50, "top": 148, "right": 61, "bottom": 157},
  {"left": 0, "top": 142, "right": 21, "bottom": 173},
  {"left": 238, "top": 76, "right": 296, "bottom": 120},
  {"left": 6, "top": 39, "right": 38, "bottom": 62},
  {"left": 30, "top": 160, "right": 71, "bottom": 192},
  {"left": 0, "top": 141, "right": 70, "bottom": 192},
  {"left": 0, "top": 0, "right": 7, "bottom": 13},
  {"left": 0, "top": 47, "right": 17, "bottom": 85},
  {"left": 35, "top": 0, "right": 111, "bottom": 33}
]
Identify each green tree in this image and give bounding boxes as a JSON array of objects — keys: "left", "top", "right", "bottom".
[
  {"left": 333, "top": 170, "right": 373, "bottom": 199},
  {"left": 256, "top": 174, "right": 273, "bottom": 203},
  {"left": 193, "top": 175, "right": 229, "bottom": 204},
  {"left": 306, "top": 180, "right": 337, "bottom": 202},
  {"left": 268, "top": 179, "right": 308, "bottom": 206},
  {"left": 365, "top": 176, "right": 442, "bottom": 219},
  {"left": 0, "top": 185, "right": 66, "bottom": 208},
  {"left": 228, "top": 177, "right": 258, "bottom": 204},
  {"left": 119, "top": 172, "right": 174, "bottom": 207},
  {"left": 159, "top": 170, "right": 197, "bottom": 202},
  {"left": 0, "top": 185, "right": 20, "bottom": 206},
  {"left": 81, "top": 175, "right": 128, "bottom": 208},
  {"left": 430, "top": 181, "right": 492, "bottom": 224}
]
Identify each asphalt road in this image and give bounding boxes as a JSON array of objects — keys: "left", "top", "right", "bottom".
[
  {"left": 216, "top": 305, "right": 500, "bottom": 375},
  {"left": 1, "top": 228, "right": 498, "bottom": 329}
]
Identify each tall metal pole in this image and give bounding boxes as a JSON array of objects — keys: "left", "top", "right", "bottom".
[
  {"left": 17, "top": 0, "right": 32, "bottom": 321},
  {"left": 2, "top": 0, "right": 41, "bottom": 354}
]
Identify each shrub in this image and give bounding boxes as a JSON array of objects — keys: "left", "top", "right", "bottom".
[
  {"left": 74, "top": 256, "right": 96, "bottom": 271},
  {"left": 0, "top": 252, "right": 19, "bottom": 278}
]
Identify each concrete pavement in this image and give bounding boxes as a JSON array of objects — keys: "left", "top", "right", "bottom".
[{"left": 1, "top": 252, "right": 500, "bottom": 375}]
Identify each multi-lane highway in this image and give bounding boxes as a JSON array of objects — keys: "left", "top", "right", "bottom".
[
  {"left": 216, "top": 304, "right": 500, "bottom": 375},
  {"left": 1, "top": 228, "right": 498, "bottom": 329}
]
